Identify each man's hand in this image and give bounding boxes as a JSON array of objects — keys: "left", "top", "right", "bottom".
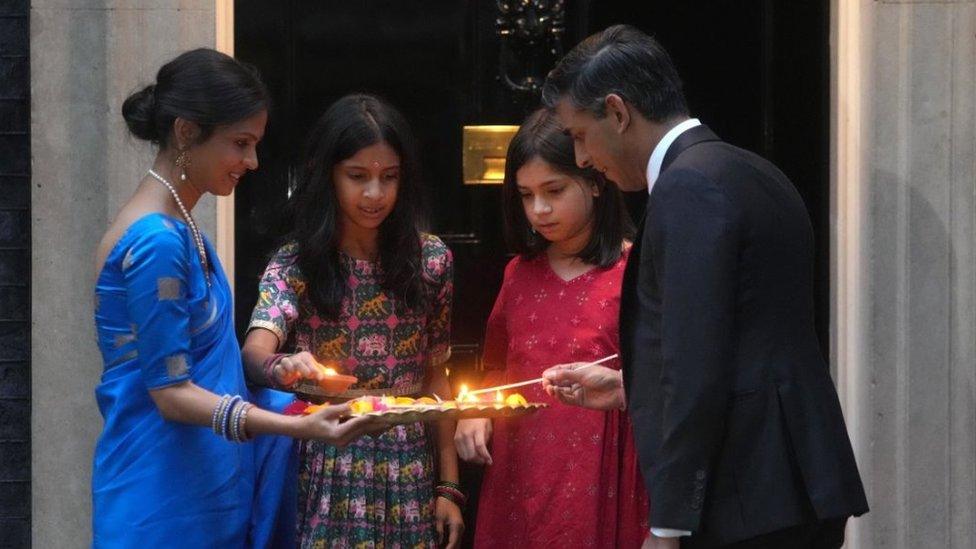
[
  {"left": 541, "top": 363, "right": 625, "bottom": 410},
  {"left": 641, "top": 533, "right": 680, "bottom": 549}
]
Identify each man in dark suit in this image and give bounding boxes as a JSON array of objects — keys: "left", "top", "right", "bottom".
[{"left": 540, "top": 25, "right": 868, "bottom": 548}]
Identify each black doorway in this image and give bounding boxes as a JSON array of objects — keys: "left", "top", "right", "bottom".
[
  {"left": 233, "top": 1, "right": 829, "bottom": 545},
  {"left": 588, "top": 1, "right": 831, "bottom": 354}
]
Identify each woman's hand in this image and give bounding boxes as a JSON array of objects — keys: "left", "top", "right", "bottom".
[
  {"left": 295, "top": 403, "right": 380, "bottom": 446},
  {"left": 273, "top": 351, "right": 326, "bottom": 387},
  {"left": 434, "top": 495, "right": 465, "bottom": 549},
  {"left": 454, "top": 418, "right": 493, "bottom": 465}
]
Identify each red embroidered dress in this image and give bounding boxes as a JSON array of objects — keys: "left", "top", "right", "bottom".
[{"left": 473, "top": 249, "right": 648, "bottom": 548}]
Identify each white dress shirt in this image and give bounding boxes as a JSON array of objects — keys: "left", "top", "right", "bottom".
[
  {"left": 644, "top": 117, "right": 701, "bottom": 540},
  {"left": 646, "top": 118, "right": 702, "bottom": 195}
]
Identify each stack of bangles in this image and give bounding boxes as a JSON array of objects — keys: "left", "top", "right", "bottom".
[
  {"left": 435, "top": 481, "right": 467, "bottom": 509},
  {"left": 262, "top": 352, "right": 292, "bottom": 390},
  {"left": 211, "top": 394, "right": 254, "bottom": 443}
]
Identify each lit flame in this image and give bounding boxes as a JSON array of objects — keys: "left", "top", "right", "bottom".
[
  {"left": 495, "top": 390, "right": 504, "bottom": 403},
  {"left": 456, "top": 384, "right": 481, "bottom": 403},
  {"left": 322, "top": 367, "right": 338, "bottom": 376}
]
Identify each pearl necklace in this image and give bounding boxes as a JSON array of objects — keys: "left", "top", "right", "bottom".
[{"left": 147, "top": 168, "right": 211, "bottom": 286}]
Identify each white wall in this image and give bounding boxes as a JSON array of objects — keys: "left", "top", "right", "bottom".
[
  {"left": 30, "top": 1, "right": 217, "bottom": 545},
  {"left": 833, "top": 1, "right": 976, "bottom": 547}
]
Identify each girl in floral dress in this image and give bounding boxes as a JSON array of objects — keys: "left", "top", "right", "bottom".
[
  {"left": 454, "top": 109, "right": 649, "bottom": 547},
  {"left": 242, "top": 94, "right": 464, "bottom": 548}
]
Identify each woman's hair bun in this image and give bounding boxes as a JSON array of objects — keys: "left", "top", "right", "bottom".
[
  {"left": 120, "top": 49, "right": 269, "bottom": 147},
  {"left": 121, "top": 84, "right": 159, "bottom": 141}
]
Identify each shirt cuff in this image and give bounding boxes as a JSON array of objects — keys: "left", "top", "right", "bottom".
[{"left": 650, "top": 528, "right": 692, "bottom": 538}]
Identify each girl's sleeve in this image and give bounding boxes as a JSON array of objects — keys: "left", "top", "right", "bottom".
[
  {"left": 122, "top": 224, "right": 195, "bottom": 389},
  {"left": 248, "top": 243, "right": 303, "bottom": 349},
  {"left": 422, "top": 235, "right": 454, "bottom": 366}
]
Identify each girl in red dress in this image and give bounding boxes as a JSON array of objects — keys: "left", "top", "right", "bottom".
[{"left": 455, "top": 109, "right": 649, "bottom": 547}]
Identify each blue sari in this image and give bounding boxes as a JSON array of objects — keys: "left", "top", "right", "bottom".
[{"left": 92, "top": 213, "right": 294, "bottom": 548}]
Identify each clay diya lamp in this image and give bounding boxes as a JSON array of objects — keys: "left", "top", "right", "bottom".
[{"left": 315, "top": 364, "right": 358, "bottom": 395}]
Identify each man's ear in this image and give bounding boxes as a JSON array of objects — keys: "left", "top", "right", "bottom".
[
  {"left": 172, "top": 117, "right": 201, "bottom": 150},
  {"left": 604, "top": 94, "right": 631, "bottom": 134}
]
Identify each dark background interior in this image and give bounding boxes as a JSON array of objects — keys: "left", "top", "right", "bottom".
[{"left": 234, "top": 1, "right": 829, "bottom": 544}]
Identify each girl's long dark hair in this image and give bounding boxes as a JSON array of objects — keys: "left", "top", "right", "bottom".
[
  {"left": 283, "top": 94, "right": 426, "bottom": 316},
  {"left": 502, "top": 109, "right": 634, "bottom": 267}
]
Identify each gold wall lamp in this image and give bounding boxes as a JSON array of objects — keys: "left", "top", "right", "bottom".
[{"left": 462, "top": 125, "right": 519, "bottom": 185}]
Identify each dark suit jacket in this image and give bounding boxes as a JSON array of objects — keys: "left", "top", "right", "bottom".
[{"left": 620, "top": 125, "right": 868, "bottom": 546}]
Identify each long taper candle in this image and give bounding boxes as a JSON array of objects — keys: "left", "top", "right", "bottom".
[{"left": 464, "top": 354, "right": 619, "bottom": 397}]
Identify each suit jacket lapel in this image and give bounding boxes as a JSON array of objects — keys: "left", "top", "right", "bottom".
[
  {"left": 657, "top": 124, "right": 722, "bottom": 183},
  {"left": 623, "top": 126, "right": 720, "bottom": 389}
]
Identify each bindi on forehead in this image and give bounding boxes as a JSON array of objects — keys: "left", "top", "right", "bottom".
[{"left": 345, "top": 160, "right": 399, "bottom": 170}]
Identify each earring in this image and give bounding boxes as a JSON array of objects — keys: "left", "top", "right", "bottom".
[{"left": 175, "top": 148, "right": 191, "bottom": 182}]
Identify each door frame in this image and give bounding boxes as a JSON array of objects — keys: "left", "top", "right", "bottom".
[{"left": 216, "top": 0, "right": 236, "bottom": 293}]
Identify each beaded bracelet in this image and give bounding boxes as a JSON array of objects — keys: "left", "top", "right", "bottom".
[
  {"left": 434, "top": 482, "right": 468, "bottom": 508},
  {"left": 435, "top": 490, "right": 466, "bottom": 509},
  {"left": 437, "top": 480, "right": 463, "bottom": 491},
  {"left": 211, "top": 395, "right": 231, "bottom": 434},
  {"left": 237, "top": 403, "right": 254, "bottom": 442},
  {"left": 222, "top": 396, "right": 244, "bottom": 439},
  {"left": 436, "top": 485, "right": 466, "bottom": 502},
  {"left": 212, "top": 395, "right": 236, "bottom": 438},
  {"left": 230, "top": 399, "right": 246, "bottom": 442},
  {"left": 209, "top": 394, "right": 257, "bottom": 442},
  {"left": 262, "top": 353, "right": 291, "bottom": 389},
  {"left": 213, "top": 395, "right": 239, "bottom": 439}
]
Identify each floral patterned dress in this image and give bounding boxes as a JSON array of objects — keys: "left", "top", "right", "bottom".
[{"left": 249, "top": 234, "right": 452, "bottom": 549}]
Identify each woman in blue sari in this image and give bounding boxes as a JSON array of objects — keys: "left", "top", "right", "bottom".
[{"left": 92, "top": 48, "right": 377, "bottom": 547}]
